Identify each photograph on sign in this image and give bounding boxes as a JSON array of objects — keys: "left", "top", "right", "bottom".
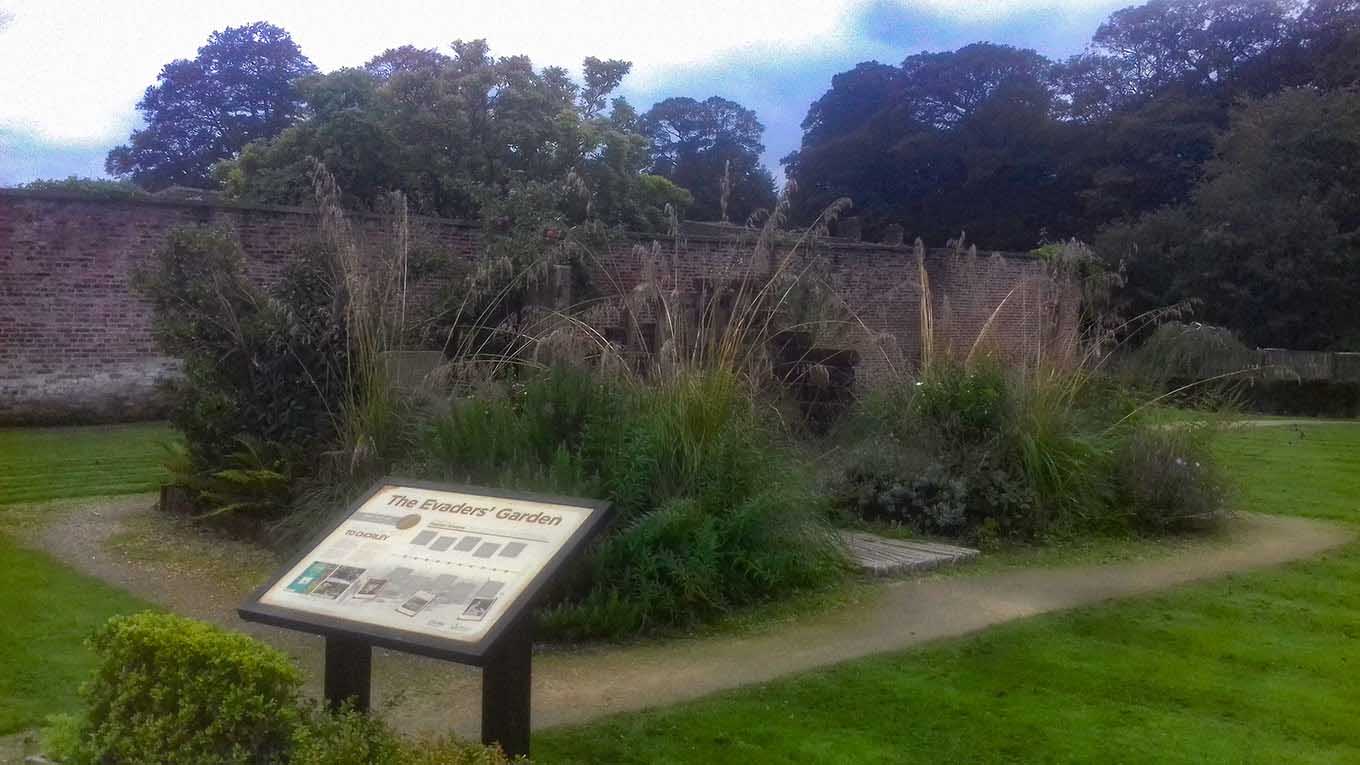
[{"left": 256, "top": 484, "right": 595, "bottom": 644}]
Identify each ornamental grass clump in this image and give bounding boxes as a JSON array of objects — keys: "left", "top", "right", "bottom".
[
  {"left": 536, "top": 370, "right": 845, "bottom": 639},
  {"left": 407, "top": 365, "right": 846, "bottom": 640},
  {"left": 832, "top": 240, "right": 1228, "bottom": 543}
]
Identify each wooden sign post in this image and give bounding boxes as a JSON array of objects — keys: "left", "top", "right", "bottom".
[{"left": 239, "top": 480, "right": 611, "bottom": 758}]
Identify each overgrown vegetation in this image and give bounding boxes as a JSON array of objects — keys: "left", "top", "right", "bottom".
[
  {"left": 832, "top": 360, "right": 1225, "bottom": 545},
  {"left": 144, "top": 160, "right": 1228, "bottom": 641},
  {"left": 136, "top": 228, "right": 347, "bottom": 524},
  {"left": 828, "top": 243, "right": 1229, "bottom": 546},
  {"left": 46, "top": 612, "right": 518, "bottom": 765}
]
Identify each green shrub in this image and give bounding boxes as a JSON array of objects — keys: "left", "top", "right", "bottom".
[
  {"left": 40, "top": 713, "right": 82, "bottom": 762},
  {"left": 543, "top": 488, "right": 843, "bottom": 638},
  {"left": 910, "top": 361, "right": 1008, "bottom": 452},
  {"left": 835, "top": 458, "right": 1036, "bottom": 542},
  {"left": 411, "top": 368, "right": 846, "bottom": 639},
  {"left": 54, "top": 614, "right": 519, "bottom": 765},
  {"left": 1114, "top": 425, "right": 1229, "bottom": 531},
  {"left": 398, "top": 740, "right": 520, "bottom": 765},
  {"left": 838, "top": 360, "right": 1227, "bottom": 541},
  {"left": 19, "top": 175, "right": 148, "bottom": 199},
  {"left": 1004, "top": 370, "right": 1117, "bottom": 532},
  {"left": 290, "top": 705, "right": 518, "bottom": 765},
  {"left": 138, "top": 229, "right": 349, "bottom": 519},
  {"left": 64, "top": 612, "right": 302, "bottom": 765},
  {"left": 563, "top": 373, "right": 842, "bottom": 636},
  {"left": 416, "top": 368, "right": 612, "bottom": 494},
  {"left": 289, "top": 704, "right": 400, "bottom": 765}
]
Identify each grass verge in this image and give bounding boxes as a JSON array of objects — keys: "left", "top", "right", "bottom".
[
  {"left": 0, "top": 422, "right": 176, "bottom": 505},
  {"left": 0, "top": 422, "right": 174, "bottom": 735},
  {"left": 0, "top": 537, "right": 151, "bottom": 734}
]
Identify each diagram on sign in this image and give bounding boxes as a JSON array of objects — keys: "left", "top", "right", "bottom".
[{"left": 257, "top": 485, "right": 593, "bottom": 643}]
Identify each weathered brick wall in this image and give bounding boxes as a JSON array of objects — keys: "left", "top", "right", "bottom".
[{"left": 0, "top": 190, "right": 1073, "bottom": 424}]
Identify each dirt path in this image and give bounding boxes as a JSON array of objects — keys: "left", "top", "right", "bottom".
[
  {"left": 1232, "top": 418, "right": 1359, "bottom": 427},
  {"left": 22, "top": 496, "right": 1353, "bottom": 739}
]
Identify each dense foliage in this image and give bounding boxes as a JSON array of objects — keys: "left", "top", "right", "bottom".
[
  {"left": 81, "top": 0, "right": 1360, "bottom": 347},
  {"left": 105, "top": 22, "right": 316, "bottom": 190},
  {"left": 787, "top": 0, "right": 1360, "bottom": 248},
  {"left": 17, "top": 176, "right": 147, "bottom": 198},
  {"left": 640, "top": 96, "right": 778, "bottom": 222},
  {"left": 1098, "top": 87, "right": 1360, "bottom": 349},
  {"left": 832, "top": 360, "right": 1227, "bottom": 545},
  {"left": 410, "top": 370, "right": 846, "bottom": 639},
  {"left": 137, "top": 229, "right": 348, "bottom": 517},
  {"left": 212, "top": 43, "right": 743, "bottom": 231},
  {"left": 47, "top": 612, "right": 519, "bottom": 765},
  {"left": 142, "top": 220, "right": 845, "bottom": 638},
  {"left": 57, "top": 612, "right": 302, "bottom": 764},
  {"left": 783, "top": 0, "right": 1360, "bottom": 348}
]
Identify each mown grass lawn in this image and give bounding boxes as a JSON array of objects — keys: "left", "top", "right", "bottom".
[
  {"left": 537, "top": 422, "right": 1360, "bottom": 764},
  {"left": 0, "top": 422, "right": 173, "bottom": 734},
  {"left": 0, "top": 422, "right": 175, "bottom": 505},
  {"left": 0, "top": 538, "right": 151, "bottom": 734}
]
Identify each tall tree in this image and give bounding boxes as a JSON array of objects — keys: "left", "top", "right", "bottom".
[
  {"left": 1098, "top": 87, "right": 1360, "bottom": 349},
  {"left": 1058, "top": 0, "right": 1294, "bottom": 120},
  {"left": 785, "top": 43, "right": 1065, "bottom": 246},
  {"left": 106, "top": 22, "right": 316, "bottom": 190},
  {"left": 640, "top": 96, "right": 777, "bottom": 223},
  {"left": 218, "top": 42, "right": 685, "bottom": 229}
]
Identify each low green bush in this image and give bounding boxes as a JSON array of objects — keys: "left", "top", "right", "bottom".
[
  {"left": 416, "top": 368, "right": 613, "bottom": 494},
  {"left": 834, "top": 360, "right": 1225, "bottom": 542},
  {"left": 910, "top": 361, "right": 1008, "bottom": 454},
  {"left": 291, "top": 705, "right": 518, "bottom": 765},
  {"left": 1114, "top": 425, "right": 1229, "bottom": 531},
  {"left": 835, "top": 458, "right": 1036, "bottom": 542},
  {"left": 51, "top": 614, "right": 520, "bottom": 765},
  {"left": 411, "top": 368, "right": 846, "bottom": 639},
  {"left": 63, "top": 612, "right": 302, "bottom": 765}
]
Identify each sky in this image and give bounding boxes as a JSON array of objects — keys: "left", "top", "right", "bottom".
[{"left": 0, "top": 0, "right": 1131, "bottom": 186}]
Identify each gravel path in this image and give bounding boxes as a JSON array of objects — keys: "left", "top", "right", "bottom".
[{"left": 20, "top": 496, "right": 1353, "bottom": 740}]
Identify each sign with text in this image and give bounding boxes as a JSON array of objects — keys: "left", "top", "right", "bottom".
[{"left": 240, "top": 480, "right": 610, "bottom": 662}]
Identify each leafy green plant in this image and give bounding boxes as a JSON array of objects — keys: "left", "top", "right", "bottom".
[
  {"left": 18, "top": 176, "right": 148, "bottom": 198},
  {"left": 194, "top": 436, "right": 298, "bottom": 518},
  {"left": 1114, "top": 424, "right": 1229, "bottom": 531},
  {"left": 408, "top": 366, "right": 847, "bottom": 639},
  {"left": 61, "top": 612, "right": 302, "bottom": 765},
  {"left": 910, "top": 361, "right": 1008, "bottom": 454},
  {"left": 282, "top": 713, "right": 522, "bottom": 765},
  {"left": 1004, "top": 367, "right": 1117, "bottom": 532},
  {"left": 49, "top": 612, "right": 521, "bottom": 765},
  {"left": 288, "top": 704, "right": 402, "bottom": 765},
  {"left": 835, "top": 459, "right": 1036, "bottom": 542},
  {"left": 138, "top": 228, "right": 349, "bottom": 515}
]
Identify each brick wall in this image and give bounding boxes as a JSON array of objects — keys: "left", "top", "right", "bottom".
[{"left": 0, "top": 190, "right": 1074, "bottom": 424}]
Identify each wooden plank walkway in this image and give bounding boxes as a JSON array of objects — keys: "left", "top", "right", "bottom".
[{"left": 839, "top": 531, "right": 979, "bottom": 576}]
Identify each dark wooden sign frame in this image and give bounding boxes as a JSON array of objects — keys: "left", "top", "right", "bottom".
[{"left": 239, "top": 478, "right": 612, "bottom": 757}]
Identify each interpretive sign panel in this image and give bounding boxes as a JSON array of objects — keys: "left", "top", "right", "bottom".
[{"left": 240, "top": 479, "right": 610, "bottom": 663}]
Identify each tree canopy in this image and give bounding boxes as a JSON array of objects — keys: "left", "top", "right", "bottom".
[
  {"left": 85, "top": 0, "right": 1360, "bottom": 348},
  {"left": 214, "top": 41, "right": 707, "bottom": 231},
  {"left": 105, "top": 22, "right": 316, "bottom": 190},
  {"left": 1098, "top": 87, "right": 1360, "bottom": 349},
  {"left": 640, "top": 96, "right": 777, "bottom": 223},
  {"left": 785, "top": 0, "right": 1360, "bottom": 249}
]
